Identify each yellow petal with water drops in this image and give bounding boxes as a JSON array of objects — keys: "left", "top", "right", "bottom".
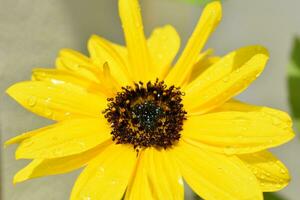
[
  {"left": 125, "top": 150, "right": 154, "bottom": 200},
  {"left": 172, "top": 141, "right": 263, "bottom": 200},
  {"left": 182, "top": 110, "right": 294, "bottom": 155},
  {"left": 119, "top": 0, "right": 152, "bottom": 82},
  {"left": 14, "top": 141, "right": 110, "bottom": 184},
  {"left": 144, "top": 148, "right": 184, "bottom": 200},
  {"left": 238, "top": 151, "right": 290, "bottom": 192},
  {"left": 183, "top": 46, "right": 269, "bottom": 114},
  {"left": 165, "top": 1, "right": 222, "bottom": 86},
  {"left": 88, "top": 35, "right": 131, "bottom": 86},
  {"left": 56, "top": 49, "right": 100, "bottom": 82},
  {"left": 6, "top": 81, "right": 107, "bottom": 121},
  {"left": 71, "top": 144, "right": 136, "bottom": 200},
  {"left": 32, "top": 68, "right": 112, "bottom": 97},
  {"left": 16, "top": 118, "right": 111, "bottom": 159},
  {"left": 147, "top": 25, "right": 180, "bottom": 79}
]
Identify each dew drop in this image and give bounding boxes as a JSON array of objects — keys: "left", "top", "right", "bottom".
[
  {"left": 272, "top": 118, "right": 281, "bottom": 126},
  {"left": 280, "top": 169, "right": 287, "bottom": 174},
  {"left": 27, "top": 96, "right": 37, "bottom": 107},
  {"left": 64, "top": 112, "right": 71, "bottom": 117},
  {"left": 44, "top": 109, "right": 53, "bottom": 117},
  {"left": 253, "top": 169, "right": 258, "bottom": 175},
  {"left": 222, "top": 77, "right": 229, "bottom": 82},
  {"left": 96, "top": 167, "right": 105, "bottom": 178}
]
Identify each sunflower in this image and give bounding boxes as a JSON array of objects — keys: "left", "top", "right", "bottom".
[{"left": 5, "top": 0, "right": 295, "bottom": 199}]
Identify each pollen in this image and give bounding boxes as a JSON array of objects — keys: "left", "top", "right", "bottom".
[{"left": 103, "top": 79, "right": 187, "bottom": 150}]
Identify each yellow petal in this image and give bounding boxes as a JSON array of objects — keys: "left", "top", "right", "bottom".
[
  {"left": 172, "top": 141, "right": 262, "bottom": 200},
  {"left": 14, "top": 141, "right": 110, "bottom": 184},
  {"left": 145, "top": 148, "right": 184, "bottom": 199},
  {"left": 88, "top": 35, "right": 131, "bottom": 86},
  {"left": 6, "top": 81, "right": 107, "bottom": 121},
  {"left": 238, "top": 151, "right": 291, "bottom": 192},
  {"left": 119, "top": 0, "right": 152, "bottom": 82},
  {"left": 16, "top": 118, "right": 111, "bottom": 159},
  {"left": 5, "top": 125, "right": 52, "bottom": 147},
  {"left": 182, "top": 108, "right": 294, "bottom": 155},
  {"left": 32, "top": 68, "right": 112, "bottom": 96},
  {"left": 183, "top": 45, "right": 269, "bottom": 114},
  {"left": 165, "top": 1, "right": 222, "bottom": 86},
  {"left": 147, "top": 25, "right": 180, "bottom": 80},
  {"left": 125, "top": 150, "right": 154, "bottom": 200},
  {"left": 185, "top": 51, "right": 220, "bottom": 85},
  {"left": 56, "top": 49, "right": 100, "bottom": 82},
  {"left": 71, "top": 144, "right": 136, "bottom": 200},
  {"left": 212, "top": 99, "right": 293, "bottom": 124}
]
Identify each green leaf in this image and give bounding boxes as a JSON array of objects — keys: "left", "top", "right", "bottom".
[
  {"left": 264, "top": 192, "right": 286, "bottom": 200},
  {"left": 288, "top": 37, "right": 300, "bottom": 132}
]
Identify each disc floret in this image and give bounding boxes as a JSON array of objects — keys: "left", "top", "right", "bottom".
[{"left": 103, "top": 80, "right": 186, "bottom": 150}]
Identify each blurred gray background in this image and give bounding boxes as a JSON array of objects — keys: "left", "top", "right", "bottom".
[{"left": 1, "top": 0, "right": 300, "bottom": 199}]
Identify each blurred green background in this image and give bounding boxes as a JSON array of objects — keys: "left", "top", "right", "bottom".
[{"left": 1, "top": 0, "right": 300, "bottom": 199}]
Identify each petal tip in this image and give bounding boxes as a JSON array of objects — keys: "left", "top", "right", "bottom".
[{"left": 205, "top": 0, "right": 222, "bottom": 20}]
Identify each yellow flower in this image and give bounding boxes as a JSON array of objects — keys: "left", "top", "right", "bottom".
[{"left": 5, "top": 0, "right": 295, "bottom": 199}]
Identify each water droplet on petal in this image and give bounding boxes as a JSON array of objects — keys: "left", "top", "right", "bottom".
[
  {"left": 222, "top": 77, "right": 229, "bottom": 82},
  {"left": 44, "top": 109, "right": 53, "bottom": 117},
  {"left": 272, "top": 118, "right": 281, "bottom": 126},
  {"left": 27, "top": 96, "right": 37, "bottom": 107},
  {"left": 280, "top": 169, "right": 287, "bottom": 174}
]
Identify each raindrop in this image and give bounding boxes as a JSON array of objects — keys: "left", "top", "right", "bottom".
[
  {"left": 280, "top": 169, "right": 287, "bottom": 174},
  {"left": 272, "top": 118, "right": 281, "bottom": 126},
  {"left": 27, "top": 96, "right": 37, "bottom": 107},
  {"left": 44, "top": 109, "right": 53, "bottom": 117}
]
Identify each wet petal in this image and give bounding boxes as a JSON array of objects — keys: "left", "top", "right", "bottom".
[
  {"left": 125, "top": 150, "right": 154, "bottom": 200},
  {"left": 182, "top": 108, "right": 294, "bottom": 154},
  {"left": 119, "top": 0, "right": 152, "bottom": 82},
  {"left": 88, "top": 35, "right": 131, "bottom": 86},
  {"left": 32, "top": 68, "right": 111, "bottom": 96},
  {"left": 6, "top": 81, "right": 107, "bottom": 121},
  {"left": 71, "top": 144, "right": 136, "bottom": 200},
  {"left": 145, "top": 148, "right": 184, "bottom": 199},
  {"left": 16, "top": 118, "right": 111, "bottom": 159},
  {"left": 238, "top": 151, "right": 290, "bottom": 192},
  {"left": 183, "top": 46, "right": 269, "bottom": 114},
  {"left": 147, "top": 25, "right": 180, "bottom": 80},
  {"left": 172, "top": 141, "right": 262, "bottom": 200},
  {"left": 14, "top": 141, "right": 110, "bottom": 183},
  {"left": 56, "top": 49, "right": 99, "bottom": 82},
  {"left": 165, "top": 1, "right": 222, "bottom": 86}
]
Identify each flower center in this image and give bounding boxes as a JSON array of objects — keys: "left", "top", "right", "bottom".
[{"left": 103, "top": 80, "right": 186, "bottom": 150}]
